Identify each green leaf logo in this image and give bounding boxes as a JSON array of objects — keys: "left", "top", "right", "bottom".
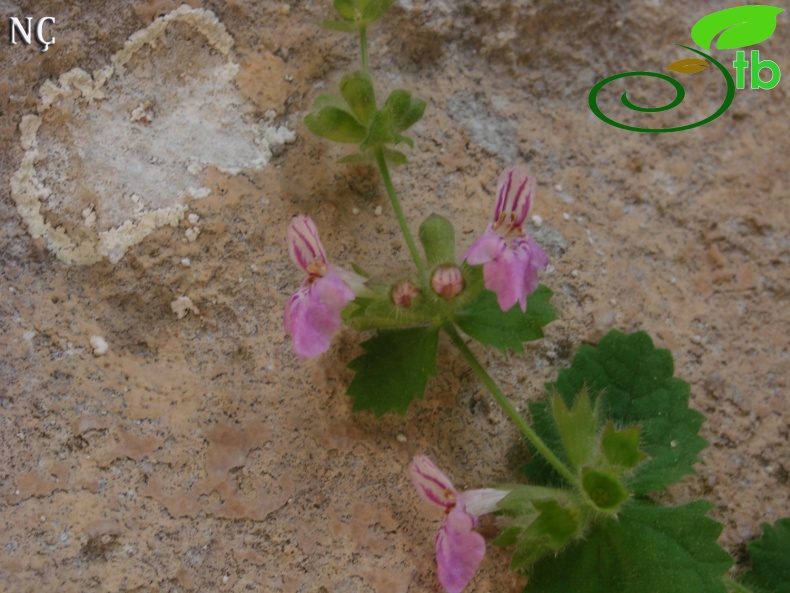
[{"left": 691, "top": 5, "right": 784, "bottom": 51}]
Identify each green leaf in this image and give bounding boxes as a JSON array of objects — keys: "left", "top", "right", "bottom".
[
  {"left": 527, "top": 498, "right": 581, "bottom": 548},
  {"left": 691, "top": 6, "right": 784, "bottom": 51},
  {"left": 337, "top": 151, "right": 374, "bottom": 165},
  {"left": 601, "top": 422, "right": 647, "bottom": 469},
  {"left": 321, "top": 19, "right": 360, "bottom": 32},
  {"left": 383, "top": 148, "right": 408, "bottom": 165},
  {"left": 525, "top": 330, "right": 707, "bottom": 494},
  {"left": 507, "top": 499, "right": 581, "bottom": 572},
  {"left": 394, "top": 132, "right": 414, "bottom": 148},
  {"left": 340, "top": 71, "right": 376, "bottom": 126},
  {"left": 495, "top": 490, "right": 583, "bottom": 572},
  {"left": 384, "top": 89, "right": 427, "bottom": 132},
  {"left": 739, "top": 519, "right": 790, "bottom": 593},
  {"left": 347, "top": 326, "right": 439, "bottom": 416},
  {"left": 523, "top": 501, "right": 733, "bottom": 593},
  {"left": 455, "top": 285, "right": 557, "bottom": 354},
  {"left": 333, "top": 0, "right": 358, "bottom": 21},
  {"left": 581, "top": 467, "right": 629, "bottom": 512},
  {"left": 361, "top": 0, "right": 395, "bottom": 23},
  {"left": 305, "top": 107, "right": 367, "bottom": 143},
  {"left": 419, "top": 214, "right": 456, "bottom": 267},
  {"left": 551, "top": 388, "right": 597, "bottom": 470},
  {"left": 312, "top": 93, "right": 349, "bottom": 110},
  {"left": 363, "top": 107, "right": 395, "bottom": 147}
]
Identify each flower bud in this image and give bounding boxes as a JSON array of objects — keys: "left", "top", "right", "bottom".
[
  {"left": 391, "top": 280, "right": 420, "bottom": 308},
  {"left": 431, "top": 265, "right": 464, "bottom": 300}
]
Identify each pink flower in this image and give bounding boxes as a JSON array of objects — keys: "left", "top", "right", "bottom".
[
  {"left": 408, "top": 455, "right": 507, "bottom": 593},
  {"left": 284, "top": 215, "right": 362, "bottom": 358},
  {"left": 463, "top": 166, "right": 548, "bottom": 312}
]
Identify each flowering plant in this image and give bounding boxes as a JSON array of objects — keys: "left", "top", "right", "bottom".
[{"left": 282, "top": 3, "right": 790, "bottom": 593}]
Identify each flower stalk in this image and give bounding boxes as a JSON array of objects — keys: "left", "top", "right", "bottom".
[
  {"left": 445, "top": 324, "right": 579, "bottom": 488},
  {"left": 374, "top": 147, "right": 426, "bottom": 277},
  {"left": 359, "top": 26, "right": 369, "bottom": 73}
]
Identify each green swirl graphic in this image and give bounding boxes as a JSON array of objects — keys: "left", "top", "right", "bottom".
[{"left": 588, "top": 45, "right": 735, "bottom": 133}]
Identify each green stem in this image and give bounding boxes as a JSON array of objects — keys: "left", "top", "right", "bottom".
[
  {"left": 446, "top": 324, "right": 579, "bottom": 487},
  {"left": 359, "top": 26, "right": 369, "bottom": 73},
  {"left": 374, "top": 148, "right": 426, "bottom": 277},
  {"left": 723, "top": 577, "right": 754, "bottom": 593}
]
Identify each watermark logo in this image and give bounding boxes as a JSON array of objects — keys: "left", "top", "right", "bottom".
[
  {"left": 8, "top": 16, "right": 56, "bottom": 52},
  {"left": 589, "top": 5, "right": 783, "bottom": 133}
]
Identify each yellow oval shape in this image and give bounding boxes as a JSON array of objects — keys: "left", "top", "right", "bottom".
[{"left": 666, "top": 58, "right": 710, "bottom": 74}]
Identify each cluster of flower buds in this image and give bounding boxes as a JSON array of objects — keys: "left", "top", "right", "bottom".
[{"left": 284, "top": 166, "right": 548, "bottom": 362}]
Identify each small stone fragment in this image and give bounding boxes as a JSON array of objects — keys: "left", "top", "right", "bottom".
[
  {"left": 90, "top": 335, "right": 109, "bottom": 356},
  {"left": 171, "top": 296, "right": 199, "bottom": 319}
]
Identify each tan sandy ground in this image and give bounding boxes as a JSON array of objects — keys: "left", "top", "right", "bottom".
[{"left": 0, "top": 1, "right": 788, "bottom": 591}]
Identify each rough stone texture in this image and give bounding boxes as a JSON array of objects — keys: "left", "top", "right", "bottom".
[{"left": 0, "top": 1, "right": 788, "bottom": 592}]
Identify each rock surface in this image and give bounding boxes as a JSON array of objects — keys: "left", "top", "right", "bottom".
[{"left": 0, "top": 1, "right": 787, "bottom": 591}]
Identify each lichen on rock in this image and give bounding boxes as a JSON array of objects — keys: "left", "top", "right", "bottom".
[{"left": 11, "top": 6, "right": 294, "bottom": 265}]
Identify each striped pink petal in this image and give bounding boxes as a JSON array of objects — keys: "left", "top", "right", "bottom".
[
  {"left": 286, "top": 215, "right": 327, "bottom": 274},
  {"left": 492, "top": 166, "right": 534, "bottom": 228},
  {"left": 409, "top": 455, "right": 457, "bottom": 510}
]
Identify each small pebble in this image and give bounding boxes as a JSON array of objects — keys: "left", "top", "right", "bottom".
[
  {"left": 396, "top": 433, "right": 407, "bottom": 443},
  {"left": 187, "top": 213, "right": 200, "bottom": 224},
  {"left": 562, "top": 212, "right": 570, "bottom": 221},
  {"left": 374, "top": 205, "right": 383, "bottom": 216},
  {"left": 691, "top": 335, "right": 702, "bottom": 344},
  {"left": 352, "top": 207, "right": 360, "bottom": 215},
  {"left": 181, "top": 257, "right": 191, "bottom": 267},
  {"left": 90, "top": 335, "right": 108, "bottom": 356},
  {"left": 554, "top": 184, "right": 563, "bottom": 192},
  {"left": 571, "top": 269, "right": 579, "bottom": 277},
  {"left": 531, "top": 214, "right": 543, "bottom": 227}
]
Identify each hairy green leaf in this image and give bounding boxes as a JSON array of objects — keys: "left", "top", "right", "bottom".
[
  {"left": 498, "top": 493, "right": 584, "bottom": 572},
  {"left": 332, "top": 0, "right": 358, "bottom": 21},
  {"left": 419, "top": 214, "right": 456, "bottom": 267},
  {"left": 340, "top": 71, "right": 376, "bottom": 126},
  {"left": 337, "top": 151, "right": 374, "bottom": 165},
  {"left": 383, "top": 148, "right": 408, "bottom": 165},
  {"left": 581, "top": 467, "right": 628, "bottom": 512},
  {"left": 384, "top": 89, "right": 427, "bottom": 132},
  {"left": 525, "top": 330, "right": 707, "bottom": 494},
  {"left": 691, "top": 5, "right": 784, "bottom": 51},
  {"left": 312, "top": 93, "right": 349, "bottom": 110},
  {"left": 523, "top": 501, "right": 732, "bottom": 593},
  {"left": 363, "top": 107, "right": 395, "bottom": 147},
  {"left": 739, "top": 518, "right": 790, "bottom": 593},
  {"left": 347, "top": 326, "right": 438, "bottom": 415},
  {"left": 361, "top": 0, "right": 396, "bottom": 23},
  {"left": 455, "top": 285, "right": 557, "bottom": 354},
  {"left": 601, "top": 423, "right": 647, "bottom": 469},
  {"left": 321, "top": 19, "right": 360, "bottom": 32},
  {"left": 551, "top": 388, "right": 597, "bottom": 470},
  {"left": 305, "top": 107, "right": 366, "bottom": 143}
]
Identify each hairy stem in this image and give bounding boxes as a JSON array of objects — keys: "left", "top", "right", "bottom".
[
  {"left": 374, "top": 148, "right": 426, "bottom": 277},
  {"left": 446, "top": 324, "right": 579, "bottom": 487},
  {"left": 359, "top": 26, "right": 369, "bottom": 73}
]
